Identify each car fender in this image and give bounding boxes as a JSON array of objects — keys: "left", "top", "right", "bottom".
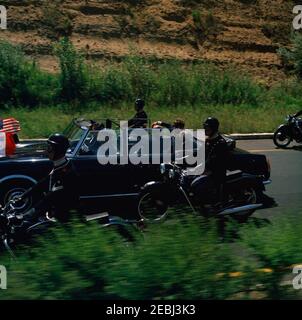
[
  {"left": 141, "top": 181, "right": 167, "bottom": 195},
  {"left": 227, "top": 173, "right": 265, "bottom": 193},
  {"left": 0, "top": 174, "right": 38, "bottom": 186}
]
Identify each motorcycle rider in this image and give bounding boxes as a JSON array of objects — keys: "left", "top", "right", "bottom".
[
  {"left": 204, "top": 117, "right": 229, "bottom": 183},
  {"left": 20, "top": 134, "right": 78, "bottom": 222},
  {"left": 128, "top": 98, "right": 148, "bottom": 128},
  {"left": 192, "top": 117, "right": 229, "bottom": 208},
  {"left": 294, "top": 110, "right": 302, "bottom": 135}
]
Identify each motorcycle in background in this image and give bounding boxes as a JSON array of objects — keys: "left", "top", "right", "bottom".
[{"left": 274, "top": 114, "right": 302, "bottom": 148}]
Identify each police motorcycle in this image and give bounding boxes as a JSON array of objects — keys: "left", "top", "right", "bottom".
[
  {"left": 0, "top": 197, "right": 51, "bottom": 258},
  {"left": 0, "top": 196, "right": 141, "bottom": 259},
  {"left": 273, "top": 114, "right": 302, "bottom": 148},
  {"left": 137, "top": 159, "right": 269, "bottom": 223}
]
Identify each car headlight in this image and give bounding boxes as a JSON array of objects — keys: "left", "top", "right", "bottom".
[{"left": 160, "top": 163, "right": 166, "bottom": 174}]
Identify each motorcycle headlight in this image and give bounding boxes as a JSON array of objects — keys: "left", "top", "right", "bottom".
[
  {"left": 160, "top": 164, "right": 166, "bottom": 174},
  {"left": 169, "top": 169, "right": 175, "bottom": 179}
]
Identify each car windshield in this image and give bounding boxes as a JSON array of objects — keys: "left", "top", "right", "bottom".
[{"left": 64, "top": 122, "right": 87, "bottom": 155}]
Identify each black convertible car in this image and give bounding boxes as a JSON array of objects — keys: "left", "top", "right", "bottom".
[{"left": 0, "top": 119, "right": 271, "bottom": 218}]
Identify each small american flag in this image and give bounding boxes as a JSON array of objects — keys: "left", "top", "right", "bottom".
[{"left": 0, "top": 118, "right": 21, "bottom": 134}]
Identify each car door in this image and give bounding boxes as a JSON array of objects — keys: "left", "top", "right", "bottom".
[{"left": 71, "top": 130, "right": 139, "bottom": 201}]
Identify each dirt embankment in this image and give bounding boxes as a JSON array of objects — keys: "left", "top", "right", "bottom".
[{"left": 0, "top": 0, "right": 295, "bottom": 84}]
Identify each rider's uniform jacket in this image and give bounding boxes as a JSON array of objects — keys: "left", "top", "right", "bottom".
[
  {"left": 128, "top": 110, "right": 148, "bottom": 128},
  {"left": 28, "top": 158, "right": 78, "bottom": 222},
  {"left": 205, "top": 134, "right": 229, "bottom": 184}
]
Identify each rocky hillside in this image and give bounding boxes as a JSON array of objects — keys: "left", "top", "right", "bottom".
[{"left": 0, "top": 0, "right": 295, "bottom": 83}]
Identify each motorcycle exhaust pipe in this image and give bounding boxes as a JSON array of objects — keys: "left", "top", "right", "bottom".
[{"left": 218, "top": 204, "right": 263, "bottom": 216}]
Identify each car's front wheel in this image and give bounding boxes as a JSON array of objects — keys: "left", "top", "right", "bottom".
[{"left": 0, "top": 180, "right": 36, "bottom": 213}]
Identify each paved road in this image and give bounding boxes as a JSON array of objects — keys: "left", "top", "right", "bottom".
[{"left": 237, "top": 139, "right": 302, "bottom": 220}]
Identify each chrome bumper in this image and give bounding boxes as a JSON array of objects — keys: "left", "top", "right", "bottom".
[{"left": 263, "top": 179, "right": 272, "bottom": 186}]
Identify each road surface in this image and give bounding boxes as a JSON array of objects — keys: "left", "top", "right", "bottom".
[{"left": 237, "top": 139, "right": 302, "bottom": 220}]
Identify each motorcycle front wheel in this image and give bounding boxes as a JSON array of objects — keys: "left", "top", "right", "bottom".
[
  {"left": 273, "top": 128, "right": 292, "bottom": 148},
  {"left": 138, "top": 192, "right": 169, "bottom": 222}
]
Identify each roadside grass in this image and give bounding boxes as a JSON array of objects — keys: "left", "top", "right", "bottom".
[
  {"left": 3, "top": 104, "right": 299, "bottom": 138},
  {"left": 0, "top": 212, "right": 302, "bottom": 300}
]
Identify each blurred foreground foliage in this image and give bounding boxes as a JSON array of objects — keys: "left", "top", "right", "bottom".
[{"left": 0, "top": 212, "right": 302, "bottom": 300}]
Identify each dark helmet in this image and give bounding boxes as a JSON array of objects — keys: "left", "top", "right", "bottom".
[
  {"left": 135, "top": 98, "right": 145, "bottom": 110},
  {"left": 47, "top": 133, "right": 70, "bottom": 156},
  {"left": 203, "top": 117, "right": 220, "bottom": 132}
]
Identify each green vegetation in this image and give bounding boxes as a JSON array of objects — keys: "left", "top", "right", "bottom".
[
  {"left": 55, "top": 38, "right": 87, "bottom": 103},
  {"left": 0, "top": 38, "right": 302, "bottom": 137},
  {"left": 0, "top": 41, "right": 56, "bottom": 109},
  {"left": 1, "top": 212, "right": 302, "bottom": 300},
  {"left": 278, "top": 33, "right": 302, "bottom": 80}
]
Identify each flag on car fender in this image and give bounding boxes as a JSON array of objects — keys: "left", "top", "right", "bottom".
[
  {"left": 0, "top": 118, "right": 21, "bottom": 134},
  {"left": 0, "top": 132, "right": 16, "bottom": 157},
  {"left": 0, "top": 132, "right": 6, "bottom": 157}
]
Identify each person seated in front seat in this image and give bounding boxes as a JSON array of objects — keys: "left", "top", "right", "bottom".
[
  {"left": 20, "top": 134, "right": 78, "bottom": 223},
  {"left": 128, "top": 99, "right": 148, "bottom": 128},
  {"left": 151, "top": 119, "right": 185, "bottom": 131}
]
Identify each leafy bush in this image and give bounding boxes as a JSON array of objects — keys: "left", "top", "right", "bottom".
[
  {"left": 1, "top": 38, "right": 301, "bottom": 111},
  {"left": 278, "top": 34, "right": 302, "bottom": 79},
  {"left": 198, "top": 65, "right": 264, "bottom": 105},
  {"left": 154, "top": 62, "right": 191, "bottom": 107},
  {"left": 0, "top": 41, "right": 55, "bottom": 109},
  {"left": 100, "top": 68, "right": 132, "bottom": 103},
  {"left": 123, "top": 55, "right": 158, "bottom": 100},
  {"left": 55, "top": 38, "right": 88, "bottom": 103},
  {"left": 267, "top": 79, "right": 302, "bottom": 105}
]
